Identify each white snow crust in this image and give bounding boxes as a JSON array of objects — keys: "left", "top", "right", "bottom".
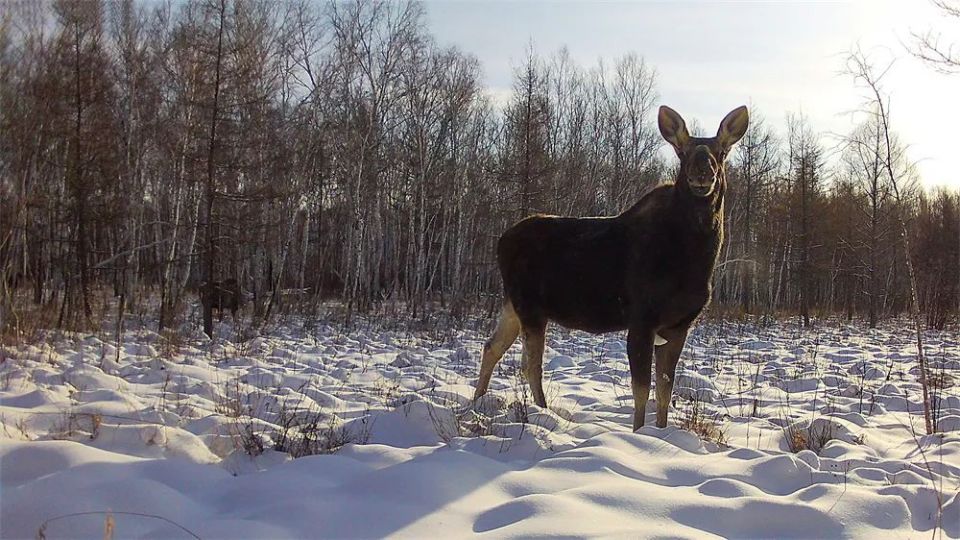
[{"left": 2, "top": 318, "right": 957, "bottom": 538}]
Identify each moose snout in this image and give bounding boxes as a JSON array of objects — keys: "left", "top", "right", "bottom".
[
  {"left": 687, "top": 145, "right": 718, "bottom": 197},
  {"left": 689, "top": 181, "right": 714, "bottom": 197}
]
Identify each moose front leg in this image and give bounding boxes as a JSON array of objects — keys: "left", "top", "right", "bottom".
[
  {"left": 627, "top": 325, "right": 656, "bottom": 431},
  {"left": 654, "top": 327, "right": 689, "bottom": 428}
]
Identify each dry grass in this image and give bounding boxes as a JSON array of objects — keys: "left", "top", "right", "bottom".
[
  {"left": 1, "top": 297, "right": 62, "bottom": 346},
  {"left": 50, "top": 411, "right": 102, "bottom": 441},
  {"left": 214, "top": 376, "right": 371, "bottom": 458},
  {"left": 157, "top": 328, "right": 186, "bottom": 359},
  {"left": 37, "top": 511, "right": 200, "bottom": 540},
  {"left": 782, "top": 417, "right": 865, "bottom": 454},
  {"left": 676, "top": 397, "right": 728, "bottom": 446}
]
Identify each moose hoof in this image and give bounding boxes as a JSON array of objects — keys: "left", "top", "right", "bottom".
[{"left": 654, "top": 334, "right": 667, "bottom": 346}]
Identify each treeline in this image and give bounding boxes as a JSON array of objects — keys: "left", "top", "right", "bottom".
[{"left": 0, "top": 0, "right": 957, "bottom": 331}]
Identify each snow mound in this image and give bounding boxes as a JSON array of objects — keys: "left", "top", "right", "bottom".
[{"left": 1, "top": 320, "right": 956, "bottom": 538}]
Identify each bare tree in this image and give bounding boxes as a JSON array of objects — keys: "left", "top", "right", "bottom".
[
  {"left": 728, "top": 108, "right": 778, "bottom": 312},
  {"left": 845, "top": 49, "right": 933, "bottom": 434},
  {"left": 840, "top": 115, "right": 906, "bottom": 327},
  {"left": 504, "top": 44, "right": 551, "bottom": 218},
  {"left": 914, "top": 189, "right": 960, "bottom": 330},
  {"left": 911, "top": 0, "right": 960, "bottom": 74},
  {"left": 200, "top": 0, "right": 227, "bottom": 338},
  {"left": 785, "top": 112, "right": 825, "bottom": 326},
  {"left": 53, "top": 0, "right": 115, "bottom": 326},
  {"left": 329, "top": 0, "right": 424, "bottom": 318}
]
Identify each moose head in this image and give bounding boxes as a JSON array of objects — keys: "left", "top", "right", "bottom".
[{"left": 658, "top": 105, "right": 749, "bottom": 199}]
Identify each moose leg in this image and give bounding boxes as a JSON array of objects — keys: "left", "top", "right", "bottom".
[
  {"left": 202, "top": 304, "right": 213, "bottom": 339},
  {"left": 627, "top": 325, "right": 656, "bottom": 431},
  {"left": 474, "top": 301, "right": 521, "bottom": 400},
  {"left": 654, "top": 327, "right": 689, "bottom": 428},
  {"left": 521, "top": 321, "right": 548, "bottom": 408}
]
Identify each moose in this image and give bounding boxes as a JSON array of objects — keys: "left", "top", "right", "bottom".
[
  {"left": 474, "top": 105, "right": 749, "bottom": 431},
  {"left": 199, "top": 278, "right": 243, "bottom": 321}
]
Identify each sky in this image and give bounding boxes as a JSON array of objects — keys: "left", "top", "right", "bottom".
[{"left": 423, "top": 0, "right": 960, "bottom": 190}]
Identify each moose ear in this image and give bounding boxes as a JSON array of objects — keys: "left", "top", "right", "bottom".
[
  {"left": 717, "top": 106, "right": 749, "bottom": 151},
  {"left": 658, "top": 105, "right": 690, "bottom": 154}
]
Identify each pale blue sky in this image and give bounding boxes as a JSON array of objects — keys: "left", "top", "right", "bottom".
[{"left": 424, "top": 0, "right": 960, "bottom": 190}]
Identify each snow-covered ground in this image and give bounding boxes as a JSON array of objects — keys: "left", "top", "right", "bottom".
[{"left": 1, "top": 315, "right": 958, "bottom": 538}]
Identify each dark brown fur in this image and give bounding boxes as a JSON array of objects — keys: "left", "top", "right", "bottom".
[
  {"left": 474, "top": 105, "right": 749, "bottom": 431},
  {"left": 199, "top": 278, "right": 242, "bottom": 321}
]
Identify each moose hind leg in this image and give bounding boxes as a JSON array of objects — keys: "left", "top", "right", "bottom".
[
  {"left": 521, "top": 321, "right": 548, "bottom": 408},
  {"left": 474, "top": 302, "right": 520, "bottom": 400},
  {"left": 655, "top": 328, "right": 688, "bottom": 428}
]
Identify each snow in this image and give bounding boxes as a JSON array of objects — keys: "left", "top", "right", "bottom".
[{"left": 1, "top": 317, "right": 958, "bottom": 538}]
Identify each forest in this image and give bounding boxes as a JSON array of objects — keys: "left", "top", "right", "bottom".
[{"left": 1, "top": 0, "right": 958, "bottom": 335}]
